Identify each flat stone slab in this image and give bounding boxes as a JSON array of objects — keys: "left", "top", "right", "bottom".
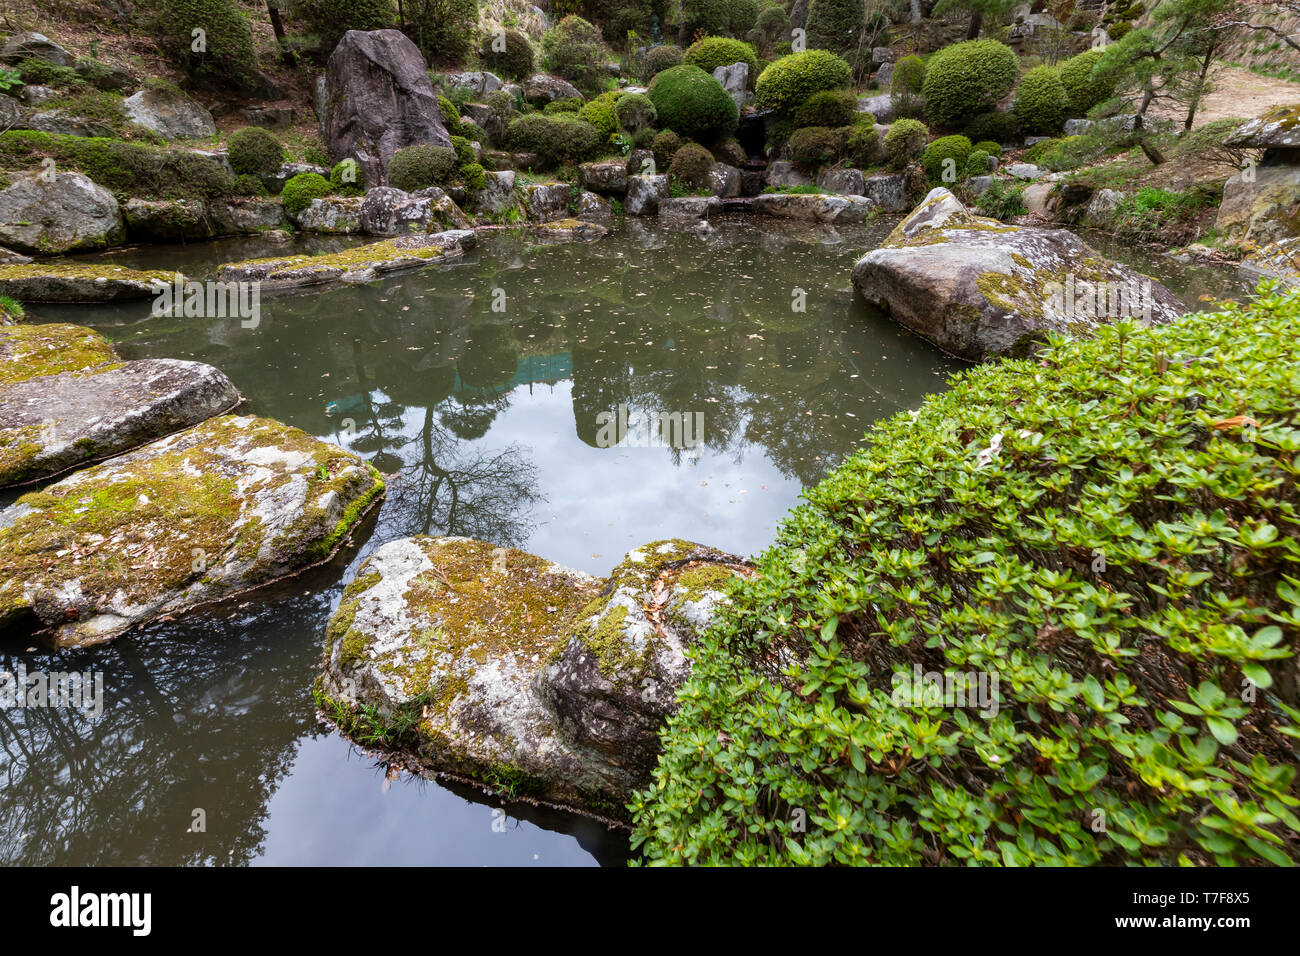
[
  {"left": 752, "top": 192, "right": 875, "bottom": 223},
  {"left": 0, "top": 263, "right": 176, "bottom": 303},
  {"left": 532, "top": 217, "right": 608, "bottom": 241},
  {"left": 0, "top": 414, "right": 385, "bottom": 648},
  {"left": 216, "top": 230, "right": 476, "bottom": 291}
]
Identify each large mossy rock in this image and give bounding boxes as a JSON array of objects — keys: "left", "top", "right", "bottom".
[
  {"left": 0, "top": 323, "right": 240, "bottom": 487},
  {"left": 0, "top": 262, "right": 175, "bottom": 302},
  {"left": 851, "top": 187, "right": 1186, "bottom": 360},
  {"left": 123, "top": 86, "right": 217, "bottom": 140},
  {"left": 0, "top": 415, "right": 385, "bottom": 648},
  {"left": 1216, "top": 106, "right": 1300, "bottom": 242},
  {"left": 323, "top": 29, "right": 453, "bottom": 187},
  {"left": 318, "top": 537, "right": 750, "bottom": 818},
  {"left": 0, "top": 171, "right": 125, "bottom": 255},
  {"left": 359, "top": 186, "right": 471, "bottom": 235}
]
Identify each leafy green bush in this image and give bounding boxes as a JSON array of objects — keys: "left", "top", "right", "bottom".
[
  {"left": 974, "top": 177, "right": 1026, "bottom": 219},
  {"left": 541, "top": 15, "right": 606, "bottom": 92},
  {"left": 641, "top": 44, "right": 684, "bottom": 81},
  {"left": 1060, "top": 48, "right": 1114, "bottom": 117},
  {"left": 668, "top": 141, "right": 715, "bottom": 190},
  {"left": 1037, "top": 131, "right": 1114, "bottom": 172},
  {"left": 632, "top": 284, "right": 1300, "bottom": 866},
  {"left": 281, "top": 171, "right": 333, "bottom": 214},
  {"left": 963, "top": 148, "right": 989, "bottom": 177},
  {"left": 756, "top": 5, "right": 789, "bottom": 42},
  {"left": 1014, "top": 65, "right": 1068, "bottom": 135},
  {"left": 226, "top": 126, "right": 284, "bottom": 176},
  {"left": 295, "top": 0, "right": 395, "bottom": 57},
  {"left": 685, "top": 36, "right": 759, "bottom": 81},
  {"left": 805, "top": 0, "right": 865, "bottom": 55},
  {"left": 973, "top": 139, "right": 1002, "bottom": 155},
  {"left": 755, "top": 49, "right": 851, "bottom": 116},
  {"left": 651, "top": 128, "right": 681, "bottom": 168},
  {"left": 921, "top": 133, "right": 972, "bottom": 183},
  {"left": 615, "top": 93, "right": 657, "bottom": 132},
  {"left": 543, "top": 97, "right": 582, "bottom": 114},
  {"left": 478, "top": 27, "right": 534, "bottom": 81},
  {"left": 438, "top": 94, "right": 461, "bottom": 128},
  {"left": 158, "top": 0, "right": 259, "bottom": 91},
  {"left": 965, "top": 110, "right": 1020, "bottom": 145},
  {"left": 1112, "top": 185, "right": 1218, "bottom": 243},
  {"left": 407, "top": 0, "right": 478, "bottom": 64},
  {"left": 889, "top": 53, "right": 926, "bottom": 118},
  {"left": 846, "top": 122, "right": 880, "bottom": 166},
  {"left": 679, "top": 0, "right": 730, "bottom": 38},
  {"left": 789, "top": 125, "right": 845, "bottom": 168},
  {"left": 648, "top": 64, "right": 739, "bottom": 141},
  {"left": 386, "top": 144, "right": 457, "bottom": 191},
  {"left": 506, "top": 113, "right": 602, "bottom": 166},
  {"left": 16, "top": 59, "right": 84, "bottom": 90},
  {"left": 329, "top": 159, "right": 364, "bottom": 194},
  {"left": 460, "top": 161, "right": 487, "bottom": 189},
  {"left": 713, "top": 138, "right": 746, "bottom": 165},
  {"left": 795, "top": 88, "right": 857, "bottom": 129},
  {"left": 232, "top": 172, "right": 269, "bottom": 196},
  {"left": 882, "top": 116, "right": 927, "bottom": 169},
  {"left": 579, "top": 90, "right": 623, "bottom": 139},
  {"left": 922, "top": 39, "right": 1018, "bottom": 128},
  {"left": 727, "top": 0, "right": 760, "bottom": 33}
]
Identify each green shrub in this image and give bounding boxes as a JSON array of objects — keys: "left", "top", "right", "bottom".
[
  {"left": 281, "top": 171, "right": 333, "bottom": 214},
  {"left": 964, "top": 110, "right": 1020, "bottom": 145},
  {"left": 615, "top": 93, "right": 658, "bottom": 132},
  {"left": 460, "top": 161, "right": 487, "bottom": 189},
  {"left": 964, "top": 148, "right": 990, "bottom": 177},
  {"left": 805, "top": 0, "right": 865, "bottom": 55},
  {"left": 579, "top": 90, "right": 623, "bottom": 140},
  {"left": 679, "top": 0, "right": 731, "bottom": 38},
  {"left": 922, "top": 38, "right": 1018, "bottom": 128},
  {"left": 727, "top": 0, "right": 760, "bottom": 33},
  {"left": 158, "top": 0, "right": 259, "bottom": 91},
  {"left": 757, "top": 5, "right": 788, "bottom": 41},
  {"left": 386, "top": 144, "right": 457, "bottom": 191},
  {"left": 795, "top": 88, "right": 857, "bottom": 129},
  {"left": 294, "top": 0, "right": 395, "bottom": 57},
  {"left": 974, "top": 177, "right": 1026, "bottom": 219},
  {"left": 457, "top": 119, "right": 485, "bottom": 143},
  {"left": 329, "top": 158, "right": 364, "bottom": 194},
  {"left": 846, "top": 122, "right": 880, "bottom": 166},
  {"left": 973, "top": 139, "right": 1002, "bottom": 155},
  {"left": 1060, "top": 48, "right": 1115, "bottom": 117},
  {"left": 226, "top": 126, "right": 284, "bottom": 176},
  {"left": 541, "top": 15, "right": 606, "bottom": 92},
  {"left": 506, "top": 112, "right": 602, "bottom": 166},
  {"left": 1024, "top": 136, "right": 1061, "bottom": 164},
  {"left": 889, "top": 53, "right": 926, "bottom": 118},
  {"left": 438, "top": 94, "right": 461, "bottom": 128},
  {"left": 1112, "top": 185, "right": 1219, "bottom": 243},
  {"left": 407, "top": 0, "right": 478, "bottom": 64},
  {"left": 755, "top": 49, "right": 852, "bottom": 116},
  {"left": 1037, "top": 131, "right": 1114, "bottom": 172},
  {"left": 478, "top": 27, "right": 534, "bottom": 81},
  {"left": 882, "top": 116, "right": 927, "bottom": 169},
  {"left": 1013, "top": 65, "right": 1068, "bottom": 135},
  {"left": 632, "top": 284, "right": 1300, "bottom": 866},
  {"left": 788, "top": 125, "right": 845, "bottom": 167},
  {"left": 668, "top": 141, "right": 715, "bottom": 190},
  {"left": 921, "top": 133, "right": 972, "bottom": 183},
  {"left": 651, "top": 128, "right": 682, "bottom": 168},
  {"left": 641, "top": 44, "right": 683, "bottom": 81},
  {"left": 543, "top": 97, "right": 582, "bottom": 114},
  {"left": 16, "top": 59, "right": 84, "bottom": 90},
  {"left": 232, "top": 172, "right": 269, "bottom": 196},
  {"left": 684, "top": 36, "right": 759, "bottom": 81},
  {"left": 648, "top": 64, "right": 739, "bottom": 141},
  {"left": 713, "top": 138, "right": 746, "bottom": 165}
]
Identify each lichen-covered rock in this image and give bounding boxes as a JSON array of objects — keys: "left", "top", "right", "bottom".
[
  {"left": 216, "top": 229, "right": 476, "bottom": 290},
  {"left": 27, "top": 109, "right": 115, "bottom": 137},
  {"left": 709, "top": 162, "right": 742, "bottom": 198},
  {"left": 123, "top": 86, "right": 216, "bottom": 140},
  {"left": 467, "top": 170, "right": 520, "bottom": 216},
  {"left": 816, "top": 167, "right": 864, "bottom": 196},
  {"left": 260, "top": 162, "right": 331, "bottom": 195},
  {"left": 317, "top": 537, "right": 749, "bottom": 817},
  {"left": 0, "top": 323, "right": 240, "bottom": 486},
  {"left": 290, "top": 195, "right": 365, "bottom": 233},
  {"left": 358, "top": 186, "right": 470, "bottom": 235},
  {"left": 0, "top": 93, "right": 25, "bottom": 130},
  {"left": 124, "top": 198, "right": 213, "bottom": 244},
  {"left": 0, "top": 415, "right": 385, "bottom": 648},
  {"left": 851, "top": 187, "right": 1186, "bottom": 361},
  {"left": 1215, "top": 162, "right": 1300, "bottom": 243},
  {"left": 1224, "top": 104, "right": 1300, "bottom": 150},
  {"left": 523, "top": 73, "right": 584, "bottom": 106},
  {"left": 764, "top": 160, "right": 813, "bottom": 190},
  {"left": 658, "top": 195, "right": 719, "bottom": 225},
  {"left": 0, "top": 262, "right": 174, "bottom": 302},
  {"left": 575, "top": 191, "right": 612, "bottom": 226},
  {"left": 753, "top": 192, "right": 874, "bottom": 223},
  {"left": 862, "top": 171, "right": 907, "bottom": 211},
  {"left": 520, "top": 181, "right": 570, "bottom": 222},
  {"left": 208, "top": 197, "right": 291, "bottom": 236},
  {"left": 857, "top": 93, "right": 894, "bottom": 123},
  {"left": 1238, "top": 236, "right": 1300, "bottom": 288},
  {"left": 712, "top": 62, "right": 748, "bottom": 109},
  {"left": 579, "top": 160, "right": 628, "bottom": 195},
  {"left": 533, "top": 217, "right": 608, "bottom": 241},
  {"left": 0, "top": 32, "right": 74, "bottom": 67},
  {"left": 0, "top": 171, "right": 124, "bottom": 255},
  {"left": 443, "top": 71, "right": 503, "bottom": 96},
  {"left": 625, "top": 174, "right": 667, "bottom": 216}
]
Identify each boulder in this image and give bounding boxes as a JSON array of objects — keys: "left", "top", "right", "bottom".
[
  {"left": 872, "top": 46, "right": 896, "bottom": 64},
  {"left": 75, "top": 58, "right": 137, "bottom": 93},
  {"left": 625, "top": 148, "right": 656, "bottom": 177},
  {"left": 1064, "top": 118, "right": 1093, "bottom": 136},
  {"left": 520, "top": 181, "right": 571, "bottom": 222},
  {"left": 580, "top": 160, "right": 628, "bottom": 195},
  {"left": 1082, "top": 187, "right": 1123, "bottom": 227},
  {"left": 874, "top": 62, "right": 894, "bottom": 89},
  {"left": 123, "top": 86, "right": 217, "bottom": 140},
  {"left": 575, "top": 191, "right": 613, "bottom": 226},
  {"left": 291, "top": 196, "right": 365, "bottom": 233},
  {"left": 862, "top": 171, "right": 908, "bottom": 211},
  {"left": 238, "top": 105, "right": 295, "bottom": 131},
  {"left": 0, "top": 263, "right": 173, "bottom": 303},
  {"left": 765, "top": 160, "right": 813, "bottom": 189},
  {"left": 442, "top": 71, "right": 503, "bottom": 97},
  {"left": 0, "top": 172, "right": 124, "bottom": 254},
  {"left": 658, "top": 195, "right": 720, "bottom": 225},
  {"left": 0, "top": 93, "right": 25, "bottom": 129},
  {"left": 1238, "top": 236, "right": 1300, "bottom": 288},
  {"left": 858, "top": 93, "right": 894, "bottom": 123},
  {"left": 358, "top": 185, "right": 470, "bottom": 234},
  {"left": 1, "top": 32, "right": 74, "bottom": 67},
  {"left": 752, "top": 192, "right": 874, "bottom": 223},
  {"left": 712, "top": 62, "right": 748, "bottom": 109},
  {"left": 317, "top": 537, "right": 749, "bottom": 816},
  {"left": 817, "top": 167, "right": 865, "bottom": 196},
  {"left": 467, "top": 171, "right": 520, "bottom": 216},
  {"left": 261, "top": 162, "right": 330, "bottom": 195},
  {"left": 27, "top": 109, "right": 115, "bottom": 137},
  {"left": 850, "top": 187, "right": 1187, "bottom": 361},
  {"left": 969, "top": 175, "right": 994, "bottom": 196},
  {"left": 1223, "top": 104, "right": 1300, "bottom": 151},
  {"left": 523, "top": 73, "right": 583, "bottom": 106},
  {"left": 1007, "top": 162, "right": 1043, "bottom": 180},
  {"left": 534, "top": 217, "right": 609, "bottom": 241},
  {"left": 124, "top": 198, "right": 213, "bottom": 244},
  {"left": 625, "top": 174, "right": 667, "bottom": 216},
  {"left": 208, "top": 198, "right": 291, "bottom": 236},
  {"left": 1216, "top": 161, "right": 1300, "bottom": 243},
  {"left": 21, "top": 85, "right": 59, "bottom": 106},
  {"left": 709, "top": 162, "right": 742, "bottom": 198},
  {"left": 1022, "top": 181, "right": 1058, "bottom": 218},
  {"left": 0, "top": 324, "right": 240, "bottom": 487},
  {"left": 0, "top": 415, "right": 385, "bottom": 648},
  {"left": 324, "top": 29, "right": 453, "bottom": 187}
]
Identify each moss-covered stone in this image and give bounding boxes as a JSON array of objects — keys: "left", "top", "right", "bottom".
[{"left": 0, "top": 262, "right": 176, "bottom": 302}]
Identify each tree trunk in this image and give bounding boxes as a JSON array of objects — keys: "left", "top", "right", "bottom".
[
  {"left": 967, "top": 11, "right": 983, "bottom": 39},
  {"left": 266, "top": 1, "right": 295, "bottom": 68},
  {"left": 1183, "top": 47, "right": 1214, "bottom": 132},
  {"left": 1138, "top": 136, "right": 1166, "bottom": 165}
]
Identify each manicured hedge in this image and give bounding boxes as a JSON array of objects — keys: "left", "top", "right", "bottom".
[
  {"left": 648, "top": 64, "right": 739, "bottom": 141},
  {"left": 755, "top": 49, "right": 851, "bottom": 116},
  {"left": 922, "top": 39, "right": 1019, "bottom": 128},
  {"left": 1014, "top": 66, "right": 1068, "bottom": 135}
]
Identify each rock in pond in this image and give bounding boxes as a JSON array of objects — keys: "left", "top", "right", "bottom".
[
  {"left": 0, "top": 262, "right": 175, "bottom": 302},
  {"left": 0, "top": 323, "right": 241, "bottom": 487},
  {"left": 290, "top": 196, "right": 365, "bottom": 233},
  {"left": 752, "top": 192, "right": 874, "bottom": 223},
  {"left": 520, "top": 182, "right": 571, "bottom": 222},
  {"left": 625, "top": 174, "right": 667, "bottom": 216},
  {"left": 359, "top": 186, "right": 470, "bottom": 235},
  {"left": 851, "top": 187, "right": 1186, "bottom": 361},
  {"left": 0, "top": 415, "right": 385, "bottom": 648},
  {"left": 317, "top": 537, "right": 750, "bottom": 818},
  {"left": 217, "top": 230, "right": 476, "bottom": 291},
  {"left": 125, "top": 198, "right": 214, "bottom": 245},
  {"left": 532, "top": 217, "right": 608, "bottom": 241},
  {"left": 0, "top": 171, "right": 125, "bottom": 255}
]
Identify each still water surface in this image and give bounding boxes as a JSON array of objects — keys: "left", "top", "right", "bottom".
[{"left": 0, "top": 218, "right": 1250, "bottom": 865}]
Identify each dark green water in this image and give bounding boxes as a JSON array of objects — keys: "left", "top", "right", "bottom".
[{"left": 0, "top": 217, "right": 1251, "bottom": 866}]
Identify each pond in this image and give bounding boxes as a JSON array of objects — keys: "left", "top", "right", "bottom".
[{"left": 0, "top": 217, "right": 1254, "bottom": 866}]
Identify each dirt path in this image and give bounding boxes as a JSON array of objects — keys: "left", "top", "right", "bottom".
[{"left": 1150, "top": 64, "right": 1300, "bottom": 127}]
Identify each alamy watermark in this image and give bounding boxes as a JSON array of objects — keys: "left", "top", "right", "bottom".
[
  {"left": 151, "top": 274, "right": 261, "bottom": 328},
  {"left": 1, "top": 664, "right": 103, "bottom": 719},
  {"left": 595, "top": 404, "right": 704, "bottom": 449},
  {"left": 1043, "top": 274, "right": 1157, "bottom": 322}
]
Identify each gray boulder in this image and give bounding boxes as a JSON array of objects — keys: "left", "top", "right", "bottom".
[
  {"left": 625, "top": 174, "right": 667, "bottom": 216},
  {"left": 0, "top": 172, "right": 124, "bottom": 254},
  {"left": 520, "top": 181, "right": 571, "bottom": 221},
  {"left": 123, "top": 86, "right": 217, "bottom": 139},
  {"left": 1, "top": 32, "right": 74, "bottom": 67},
  {"left": 208, "top": 198, "right": 291, "bottom": 236},
  {"left": 442, "top": 71, "right": 503, "bottom": 96},
  {"left": 712, "top": 62, "right": 748, "bottom": 109},
  {"left": 575, "top": 191, "right": 613, "bottom": 226},
  {"left": 125, "top": 199, "right": 213, "bottom": 244},
  {"left": 580, "top": 160, "right": 628, "bottom": 194},
  {"left": 358, "top": 185, "right": 470, "bottom": 234},
  {"left": 27, "top": 109, "right": 116, "bottom": 137},
  {"left": 0, "top": 262, "right": 174, "bottom": 302},
  {"left": 523, "top": 73, "right": 584, "bottom": 106},
  {"left": 0, "top": 93, "right": 25, "bottom": 129},
  {"left": 858, "top": 93, "right": 895, "bottom": 123},
  {"left": 709, "top": 162, "right": 742, "bottom": 198},
  {"left": 817, "top": 167, "right": 865, "bottom": 196},
  {"left": 765, "top": 160, "right": 813, "bottom": 189},
  {"left": 468, "top": 170, "right": 521, "bottom": 216},
  {"left": 862, "top": 171, "right": 908, "bottom": 211},
  {"left": 753, "top": 192, "right": 874, "bottom": 223},
  {"left": 291, "top": 196, "right": 365, "bottom": 233},
  {"left": 659, "top": 195, "right": 720, "bottom": 225}
]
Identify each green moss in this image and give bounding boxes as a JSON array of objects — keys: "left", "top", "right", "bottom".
[{"left": 0, "top": 323, "right": 120, "bottom": 387}]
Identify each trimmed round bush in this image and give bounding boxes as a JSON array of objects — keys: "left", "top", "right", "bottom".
[
  {"left": 891, "top": 54, "right": 926, "bottom": 95},
  {"left": 541, "top": 15, "right": 606, "bottom": 92},
  {"left": 805, "top": 0, "right": 865, "bottom": 55},
  {"left": 964, "top": 148, "right": 990, "bottom": 177},
  {"left": 788, "top": 125, "right": 845, "bottom": 168},
  {"left": 438, "top": 94, "right": 461, "bottom": 128},
  {"left": 641, "top": 44, "right": 683, "bottom": 81},
  {"left": 648, "top": 64, "right": 739, "bottom": 141},
  {"left": 651, "top": 129, "right": 682, "bottom": 169},
  {"left": 160, "top": 0, "right": 258, "bottom": 90},
  {"left": 615, "top": 93, "right": 657, "bottom": 132},
  {"left": 281, "top": 172, "right": 333, "bottom": 215},
  {"left": 505, "top": 113, "right": 602, "bottom": 166},
  {"left": 668, "top": 141, "right": 715, "bottom": 190},
  {"left": 684, "top": 36, "right": 759, "bottom": 80},
  {"left": 1060, "top": 48, "right": 1115, "bottom": 116},
  {"left": 631, "top": 284, "right": 1300, "bottom": 867},
  {"left": 795, "top": 88, "right": 857, "bottom": 129},
  {"left": 231, "top": 173, "right": 268, "bottom": 197},
  {"left": 846, "top": 122, "right": 880, "bottom": 166},
  {"left": 387, "top": 144, "right": 457, "bottom": 191},
  {"left": 756, "top": 5, "right": 789, "bottom": 40},
  {"left": 478, "top": 28, "right": 534, "bottom": 81},
  {"left": 330, "top": 158, "right": 363, "bottom": 194},
  {"left": 713, "top": 138, "right": 746, "bottom": 165},
  {"left": 965, "top": 110, "right": 1021, "bottom": 145},
  {"left": 1014, "top": 65, "right": 1068, "bottom": 135},
  {"left": 680, "top": 0, "right": 731, "bottom": 37},
  {"left": 579, "top": 90, "right": 623, "bottom": 139},
  {"left": 543, "top": 97, "right": 582, "bottom": 114},
  {"left": 883, "top": 117, "right": 928, "bottom": 169},
  {"left": 755, "top": 49, "right": 852, "bottom": 116},
  {"left": 973, "top": 139, "right": 1002, "bottom": 155},
  {"left": 226, "top": 126, "right": 283, "bottom": 176},
  {"left": 922, "top": 39, "right": 1019, "bottom": 128},
  {"left": 460, "top": 162, "right": 486, "bottom": 190},
  {"left": 921, "top": 133, "right": 972, "bottom": 183}
]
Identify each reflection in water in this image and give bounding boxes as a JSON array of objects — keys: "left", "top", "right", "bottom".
[{"left": 3, "top": 218, "right": 1244, "bottom": 866}]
